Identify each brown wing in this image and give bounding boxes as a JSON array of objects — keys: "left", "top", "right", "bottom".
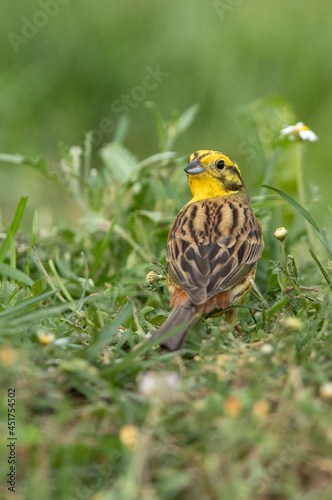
[{"left": 166, "top": 197, "right": 263, "bottom": 306}]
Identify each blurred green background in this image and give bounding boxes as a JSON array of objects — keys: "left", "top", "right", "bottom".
[{"left": 1, "top": 0, "right": 331, "bottom": 229}]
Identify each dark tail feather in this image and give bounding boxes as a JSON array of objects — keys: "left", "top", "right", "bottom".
[{"left": 149, "top": 299, "right": 198, "bottom": 352}]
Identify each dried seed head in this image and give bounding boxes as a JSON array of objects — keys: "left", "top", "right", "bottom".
[
  {"left": 283, "top": 317, "right": 303, "bottom": 331},
  {"left": 145, "top": 271, "right": 161, "bottom": 284},
  {"left": 320, "top": 382, "right": 332, "bottom": 400},
  {"left": 119, "top": 424, "right": 139, "bottom": 450},
  {"left": 274, "top": 227, "right": 288, "bottom": 242},
  {"left": 0, "top": 346, "right": 17, "bottom": 366}
]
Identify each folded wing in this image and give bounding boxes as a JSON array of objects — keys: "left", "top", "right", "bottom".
[{"left": 166, "top": 198, "right": 263, "bottom": 306}]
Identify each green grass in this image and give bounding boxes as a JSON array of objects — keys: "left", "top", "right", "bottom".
[
  {"left": 1, "top": 104, "right": 332, "bottom": 500},
  {"left": 2, "top": 0, "right": 332, "bottom": 229}
]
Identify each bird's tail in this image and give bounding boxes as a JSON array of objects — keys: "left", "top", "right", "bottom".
[{"left": 149, "top": 299, "right": 198, "bottom": 352}]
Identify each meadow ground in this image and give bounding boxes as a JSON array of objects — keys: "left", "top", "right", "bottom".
[{"left": 0, "top": 104, "right": 332, "bottom": 500}]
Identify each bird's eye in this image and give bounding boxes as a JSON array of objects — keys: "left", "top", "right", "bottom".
[{"left": 216, "top": 159, "right": 225, "bottom": 170}]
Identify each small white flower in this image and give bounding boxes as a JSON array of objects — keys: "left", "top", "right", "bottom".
[
  {"left": 261, "top": 343, "right": 273, "bottom": 354},
  {"left": 70, "top": 145, "right": 83, "bottom": 158},
  {"left": 54, "top": 338, "right": 70, "bottom": 346},
  {"left": 70, "top": 146, "right": 82, "bottom": 174},
  {"left": 279, "top": 122, "right": 318, "bottom": 142},
  {"left": 60, "top": 158, "right": 70, "bottom": 173},
  {"left": 37, "top": 329, "right": 55, "bottom": 345},
  {"left": 137, "top": 371, "right": 181, "bottom": 402}
]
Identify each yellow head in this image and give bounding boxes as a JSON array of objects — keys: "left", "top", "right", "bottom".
[{"left": 184, "top": 150, "right": 247, "bottom": 204}]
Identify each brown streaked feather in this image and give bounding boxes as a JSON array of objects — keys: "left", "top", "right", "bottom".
[{"left": 167, "top": 197, "right": 263, "bottom": 307}]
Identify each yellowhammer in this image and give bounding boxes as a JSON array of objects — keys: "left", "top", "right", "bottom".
[{"left": 150, "top": 150, "right": 264, "bottom": 351}]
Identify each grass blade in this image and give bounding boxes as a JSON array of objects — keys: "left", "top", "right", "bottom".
[
  {"left": 262, "top": 185, "right": 332, "bottom": 258},
  {"left": 0, "top": 197, "right": 28, "bottom": 263},
  {"left": 0, "top": 263, "right": 34, "bottom": 287},
  {"left": 1, "top": 302, "right": 74, "bottom": 328},
  {"left": 25, "top": 210, "right": 38, "bottom": 275},
  {"left": 309, "top": 249, "right": 332, "bottom": 288},
  {"left": 0, "top": 289, "right": 56, "bottom": 318},
  {"left": 90, "top": 219, "right": 115, "bottom": 275},
  {"left": 145, "top": 101, "right": 167, "bottom": 151},
  {"left": 84, "top": 304, "right": 132, "bottom": 361},
  {"left": 175, "top": 104, "right": 200, "bottom": 135}
]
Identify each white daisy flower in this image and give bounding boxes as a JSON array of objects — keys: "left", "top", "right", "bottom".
[
  {"left": 279, "top": 122, "right": 318, "bottom": 142},
  {"left": 137, "top": 371, "right": 181, "bottom": 402},
  {"left": 37, "top": 329, "right": 55, "bottom": 345}
]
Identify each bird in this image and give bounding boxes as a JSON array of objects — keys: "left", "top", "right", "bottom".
[{"left": 150, "top": 149, "right": 264, "bottom": 352}]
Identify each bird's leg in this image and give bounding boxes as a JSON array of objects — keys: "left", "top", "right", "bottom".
[{"left": 234, "top": 324, "right": 243, "bottom": 335}]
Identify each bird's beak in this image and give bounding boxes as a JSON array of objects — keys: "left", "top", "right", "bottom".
[{"left": 184, "top": 159, "right": 205, "bottom": 175}]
